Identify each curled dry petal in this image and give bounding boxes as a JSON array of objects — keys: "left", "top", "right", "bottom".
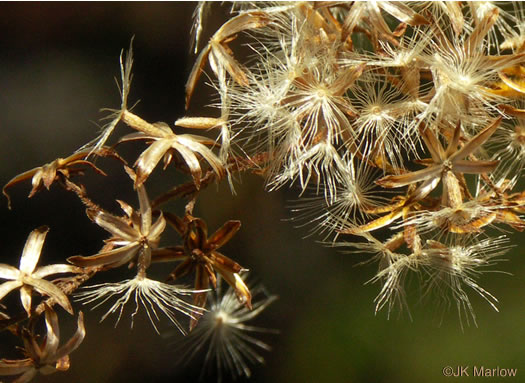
[
  {"left": 207, "top": 220, "right": 241, "bottom": 250},
  {"left": 449, "top": 117, "right": 501, "bottom": 162},
  {"left": 419, "top": 125, "right": 446, "bottom": 163},
  {"left": 177, "top": 134, "right": 226, "bottom": 186},
  {"left": 452, "top": 160, "right": 499, "bottom": 174},
  {"left": 498, "top": 104, "right": 525, "bottom": 118},
  {"left": 172, "top": 142, "right": 204, "bottom": 188},
  {"left": 20, "top": 286, "right": 32, "bottom": 318},
  {"left": 0, "top": 265, "right": 21, "bottom": 280},
  {"left": 135, "top": 139, "right": 175, "bottom": 186},
  {"left": 209, "top": 42, "right": 250, "bottom": 86},
  {"left": 339, "top": 208, "right": 405, "bottom": 235},
  {"left": 148, "top": 215, "right": 166, "bottom": 246},
  {"left": 377, "top": 167, "right": 440, "bottom": 188},
  {"left": 2, "top": 167, "right": 42, "bottom": 208},
  {"left": 233, "top": 273, "right": 252, "bottom": 309},
  {"left": 20, "top": 226, "right": 49, "bottom": 275},
  {"left": 32, "top": 264, "right": 81, "bottom": 279},
  {"left": 24, "top": 276, "right": 73, "bottom": 315},
  {"left": 68, "top": 243, "right": 140, "bottom": 269},
  {"left": 0, "top": 359, "right": 34, "bottom": 376},
  {"left": 498, "top": 72, "right": 525, "bottom": 95},
  {"left": 0, "top": 280, "right": 24, "bottom": 301},
  {"left": 465, "top": 7, "right": 498, "bottom": 53},
  {"left": 87, "top": 209, "right": 138, "bottom": 241},
  {"left": 43, "top": 305, "right": 61, "bottom": 359},
  {"left": 53, "top": 311, "right": 86, "bottom": 362},
  {"left": 168, "top": 257, "right": 194, "bottom": 280},
  {"left": 137, "top": 185, "right": 152, "bottom": 232}
]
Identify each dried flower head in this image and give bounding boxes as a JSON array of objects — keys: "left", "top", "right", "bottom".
[
  {"left": 0, "top": 226, "right": 79, "bottom": 315},
  {"left": 0, "top": 305, "right": 85, "bottom": 383},
  {"left": 153, "top": 215, "right": 251, "bottom": 330},
  {"left": 2, "top": 148, "right": 119, "bottom": 210},
  {"left": 178, "top": 277, "right": 277, "bottom": 382},
  {"left": 75, "top": 276, "right": 201, "bottom": 335},
  {"left": 118, "top": 117, "right": 226, "bottom": 188},
  {"left": 68, "top": 183, "right": 165, "bottom": 277}
]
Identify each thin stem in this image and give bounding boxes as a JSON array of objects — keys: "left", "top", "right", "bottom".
[{"left": 151, "top": 152, "right": 270, "bottom": 208}]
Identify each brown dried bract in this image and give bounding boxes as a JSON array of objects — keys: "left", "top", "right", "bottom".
[
  {"left": 67, "top": 184, "right": 165, "bottom": 276},
  {"left": 0, "top": 305, "right": 85, "bottom": 383},
  {"left": 152, "top": 214, "right": 251, "bottom": 330},
  {"left": 2, "top": 148, "right": 124, "bottom": 209},
  {"left": 377, "top": 119, "right": 501, "bottom": 207},
  {"left": 185, "top": 11, "right": 270, "bottom": 108}
]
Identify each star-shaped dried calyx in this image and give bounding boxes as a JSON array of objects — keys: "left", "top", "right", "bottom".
[
  {"left": 67, "top": 184, "right": 165, "bottom": 276},
  {"left": 2, "top": 148, "right": 123, "bottom": 210},
  {"left": 152, "top": 214, "right": 251, "bottom": 330},
  {"left": 117, "top": 114, "right": 226, "bottom": 188},
  {"left": 0, "top": 305, "right": 85, "bottom": 383},
  {"left": 0, "top": 226, "right": 80, "bottom": 315},
  {"left": 377, "top": 118, "right": 501, "bottom": 208}
]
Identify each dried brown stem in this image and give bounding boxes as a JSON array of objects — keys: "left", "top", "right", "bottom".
[{"left": 152, "top": 152, "right": 270, "bottom": 208}]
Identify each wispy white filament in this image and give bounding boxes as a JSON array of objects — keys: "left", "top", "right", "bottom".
[{"left": 76, "top": 277, "right": 202, "bottom": 335}]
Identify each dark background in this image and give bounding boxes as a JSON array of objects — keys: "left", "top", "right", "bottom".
[{"left": 1, "top": 3, "right": 525, "bottom": 383}]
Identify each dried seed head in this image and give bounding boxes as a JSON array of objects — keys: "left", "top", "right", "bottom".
[
  {"left": 177, "top": 277, "right": 277, "bottom": 381},
  {"left": 76, "top": 277, "right": 202, "bottom": 335}
]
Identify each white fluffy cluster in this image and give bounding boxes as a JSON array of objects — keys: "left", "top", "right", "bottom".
[{"left": 192, "top": 2, "right": 525, "bottom": 323}]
